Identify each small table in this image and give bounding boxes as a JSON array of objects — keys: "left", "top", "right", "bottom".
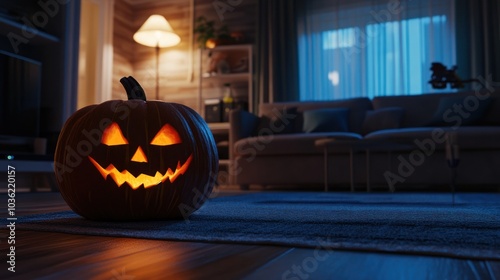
[
  {"left": 315, "top": 138, "right": 413, "bottom": 192},
  {"left": 1, "top": 154, "right": 56, "bottom": 192}
]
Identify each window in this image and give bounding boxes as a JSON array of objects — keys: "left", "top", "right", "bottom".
[{"left": 298, "top": 0, "right": 456, "bottom": 101}]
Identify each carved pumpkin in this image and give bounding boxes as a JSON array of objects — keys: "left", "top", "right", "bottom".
[{"left": 54, "top": 76, "right": 218, "bottom": 221}]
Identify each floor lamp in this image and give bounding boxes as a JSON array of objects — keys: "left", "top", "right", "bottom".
[{"left": 133, "top": 15, "right": 181, "bottom": 100}]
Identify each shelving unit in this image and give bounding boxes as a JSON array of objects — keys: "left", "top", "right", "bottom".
[
  {"left": 0, "top": 0, "right": 80, "bottom": 152},
  {"left": 198, "top": 44, "right": 253, "bottom": 118},
  {"left": 207, "top": 122, "right": 231, "bottom": 131},
  {"left": 198, "top": 44, "right": 254, "bottom": 185},
  {"left": 0, "top": 17, "right": 60, "bottom": 45}
]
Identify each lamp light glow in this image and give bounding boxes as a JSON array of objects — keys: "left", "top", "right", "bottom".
[{"left": 133, "top": 15, "right": 181, "bottom": 48}]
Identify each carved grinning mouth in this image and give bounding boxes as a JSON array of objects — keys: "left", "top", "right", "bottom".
[{"left": 88, "top": 155, "right": 193, "bottom": 190}]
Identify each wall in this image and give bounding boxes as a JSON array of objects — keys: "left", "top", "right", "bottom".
[
  {"left": 113, "top": 0, "right": 135, "bottom": 99},
  {"left": 78, "top": 0, "right": 100, "bottom": 109},
  {"left": 113, "top": 0, "right": 257, "bottom": 112}
]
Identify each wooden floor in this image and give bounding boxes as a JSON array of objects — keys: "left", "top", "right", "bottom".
[{"left": 1, "top": 191, "right": 499, "bottom": 280}]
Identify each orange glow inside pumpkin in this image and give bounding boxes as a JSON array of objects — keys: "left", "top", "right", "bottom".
[
  {"left": 88, "top": 122, "right": 193, "bottom": 189},
  {"left": 131, "top": 146, "right": 148, "bottom": 163},
  {"left": 150, "top": 124, "right": 181, "bottom": 146},
  {"left": 102, "top": 122, "right": 128, "bottom": 146},
  {"left": 89, "top": 155, "right": 193, "bottom": 189}
]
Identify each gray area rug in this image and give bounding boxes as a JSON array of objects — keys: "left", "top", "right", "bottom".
[{"left": 20, "top": 192, "right": 500, "bottom": 259}]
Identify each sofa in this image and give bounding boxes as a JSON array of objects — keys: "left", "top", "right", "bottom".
[{"left": 229, "top": 88, "right": 500, "bottom": 190}]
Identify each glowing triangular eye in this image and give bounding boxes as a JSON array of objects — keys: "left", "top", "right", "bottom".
[
  {"left": 102, "top": 122, "right": 128, "bottom": 146},
  {"left": 150, "top": 124, "right": 181, "bottom": 146}
]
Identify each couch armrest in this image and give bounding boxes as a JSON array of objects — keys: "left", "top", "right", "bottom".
[{"left": 229, "top": 109, "right": 260, "bottom": 155}]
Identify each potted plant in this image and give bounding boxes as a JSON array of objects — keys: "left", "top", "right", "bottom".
[{"left": 194, "top": 16, "right": 233, "bottom": 48}]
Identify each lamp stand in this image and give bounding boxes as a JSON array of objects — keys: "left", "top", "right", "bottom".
[
  {"left": 445, "top": 133, "right": 459, "bottom": 206},
  {"left": 133, "top": 14, "right": 180, "bottom": 100},
  {"left": 156, "top": 44, "right": 160, "bottom": 100}
]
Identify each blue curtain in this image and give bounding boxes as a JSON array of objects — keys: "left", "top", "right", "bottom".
[
  {"left": 298, "top": 0, "right": 457, "bottom": 101},
  {"left": 455, "top": 0, "right": 500, "bottom": 87},
  {"left": 256, "top": 0, "right": 302, "bottom": 106}
]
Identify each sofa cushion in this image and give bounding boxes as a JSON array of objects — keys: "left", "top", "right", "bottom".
[
  {"left": 372, "top": 94, "right": 447, "bottom": 127},
  {"left": 372, "top": 89, "right": 500, "bottom": 127},
  {"left": 362, "top": 107, "right": 404, "bottom": 135},
  {"left": 256, "top": 106, "right": 299, "bottom": 135},
  {"left": 364, "top": 126, "right": 500, "bottom": 149},
  {"left": 481, "top": 97, "right": 500, "bottom": 125},
  {"left": 259, "top": 98, "right": 373, "bottom": 134},
  {"left": 302, "top": 108, "right": 349, "bottom": 133},
  {"left": 234, "top": 132, "right": 362, "bottom": 156},
  {"left": 428, "top": 96, "right": 492, "bottom": 126}
]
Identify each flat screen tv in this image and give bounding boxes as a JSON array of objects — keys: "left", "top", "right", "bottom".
[{"left": 0, "top": 50, "right": 42, "bottom": 137}]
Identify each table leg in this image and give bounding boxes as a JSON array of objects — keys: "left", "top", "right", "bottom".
[
  {"left": 366, "top": 149, "right": 371, "bottom": 192},
  {"left": 350, "top": 149, "right": 354, "bottom": 192},
  {"left": 324, "top": 146, "right": 329, "bottom": 192},
  {"left": 388, "top": 151, "right": 395, "bottom": 192}
]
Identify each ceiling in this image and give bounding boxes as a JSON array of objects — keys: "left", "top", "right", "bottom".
[{"left": 122, "top": 0, "right": 188, "bottom": 7}]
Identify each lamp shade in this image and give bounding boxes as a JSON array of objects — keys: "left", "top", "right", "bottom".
[{"left": 133, "top": 15, "right": 181, "bottom": 48}]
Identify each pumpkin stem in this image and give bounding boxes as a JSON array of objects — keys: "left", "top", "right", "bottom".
[{"left": 120, "top": 76, "right": 147, "bottom": 101}]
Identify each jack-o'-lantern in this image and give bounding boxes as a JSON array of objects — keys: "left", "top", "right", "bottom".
[{"left": 54, "top": 76, "right": 218, "bottom": 221}]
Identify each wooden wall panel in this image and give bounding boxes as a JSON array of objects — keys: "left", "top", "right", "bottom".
[
  {"left": 113, "top": 0, "right": 257, "bottom": 113},
  {"left": 113, "top": 0, "right": 135, "bottom": 99}
]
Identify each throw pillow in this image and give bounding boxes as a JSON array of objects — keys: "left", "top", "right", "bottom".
[
  {"left": 428, "top": 96, "right": 492, "bottom": 126},
  {"left": 362, "top": 107, "right": 405, "bottom": 135},
  {"left": 302, "top": 108, "right": 349, "bottom": 133},
  {"left": 255, "top": 107, "right": 299, "bottom": 135}
]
